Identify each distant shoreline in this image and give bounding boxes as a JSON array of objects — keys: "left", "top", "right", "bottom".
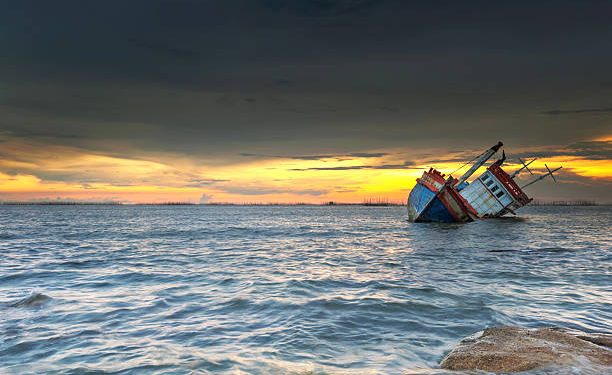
[
  {"left": 0, "top": 201, "right": 608, "bottom": 206},
  {"left": 0, "top": 202, "right": 405, "bottom": 207}
]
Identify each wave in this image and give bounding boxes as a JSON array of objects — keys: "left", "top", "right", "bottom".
[
  {"left": 0, "top": 205, "right": 609, "bottom": 373},
  {"left": 488, "top": 247, "right": 576, "bottom": 253},
  {"left": 9, "top": 292, "right": 51, "bottom": 308}
]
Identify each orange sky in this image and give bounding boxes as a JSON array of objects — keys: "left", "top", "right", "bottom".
[{"left": 1, "top": 134, "right": 610, "bottom": 204}]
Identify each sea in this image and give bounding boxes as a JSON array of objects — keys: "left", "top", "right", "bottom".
[{"left": 0, "top": 205, "right": 610, "bottom": 374}]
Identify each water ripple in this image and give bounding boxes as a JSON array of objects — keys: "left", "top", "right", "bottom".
[
  {"left": 7, "top": 293, "right": 52, "bottom": 308},
  {"left": 0, "top": 205, "right": 610, "bottom": 374}
]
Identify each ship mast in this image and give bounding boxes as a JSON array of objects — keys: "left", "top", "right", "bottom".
[
  {"left": 456, "top": 141, "right": 503, "bottom": 186},
  {"left": 511, "top": 158, "right": 536, "bottom": 178},
  {"left": 521, "top": 164, "right": 562, "bottom": 189}
]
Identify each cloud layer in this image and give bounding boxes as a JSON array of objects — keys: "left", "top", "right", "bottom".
[{"left": 0, "top": 1, "right": 610, "bottom": 202}]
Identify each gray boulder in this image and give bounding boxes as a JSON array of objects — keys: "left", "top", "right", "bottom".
[{"left": 440, "top": 326, "right": 611, "bottom": 372}]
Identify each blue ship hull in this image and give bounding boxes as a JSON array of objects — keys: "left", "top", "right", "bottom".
[{"left": 407, "top": 182, "right": 456, "bottom": 223}]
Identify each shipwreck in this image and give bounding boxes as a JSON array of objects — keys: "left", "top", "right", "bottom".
[{"left": 407, "top": 141, "right": 562, "bottom": 223}]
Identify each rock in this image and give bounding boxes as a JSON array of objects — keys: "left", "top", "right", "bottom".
[
  {"left": 440, "top": 326, "right": 612, "bottom": 373},
  {"left": 575, "top": 333, "right": 612, "bottom": 348}
]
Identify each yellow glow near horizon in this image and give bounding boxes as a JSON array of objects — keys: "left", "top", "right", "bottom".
[
  {"left": 0, "top": 173, "right": 43, "bottom": 191},
  {"left": 0, "top": 136, "right": 610, "bottom": 203},
  {"left": 544, "top": 157, "right": 612, "bottom": 179},
  {"left": 593, "top": 135, "right": 612, "bottom": 142}
]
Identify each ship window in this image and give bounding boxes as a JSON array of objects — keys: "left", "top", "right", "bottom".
[
  {"left": 491, "top": 185, "right": 499, "bottom": 192},
  {"left": 496, "top": 191, "right": 504, "bottom": 198},
  {"left": 482, "top": 174, "right": 490, "bottom": 182},
  {"left": 486, "top": 179, "right": 494, "bottom": 187}
]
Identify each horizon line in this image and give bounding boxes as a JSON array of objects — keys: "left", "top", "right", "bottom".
[{"left": 0, "top": 200, "right": 607, "bottom": 207}]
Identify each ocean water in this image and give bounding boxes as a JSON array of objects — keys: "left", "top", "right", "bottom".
[{"left": 0, "top": 205, "right": 610, "bottom": 374}]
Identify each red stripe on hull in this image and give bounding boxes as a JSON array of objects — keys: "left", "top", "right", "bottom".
[
  {"left": 437, "top": 188, "right": 474, "bottom": 222},
  {"left": 416, "top": 178, "right": 439, "bottom": 193}
]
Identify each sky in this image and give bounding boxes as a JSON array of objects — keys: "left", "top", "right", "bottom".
[{"left": 0, "top": 0, "right": 611, "bottom": 203}]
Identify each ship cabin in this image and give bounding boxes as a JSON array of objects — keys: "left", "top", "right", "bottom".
[{"left": 459, "top": 164, "right": 531, "bottom": 218}]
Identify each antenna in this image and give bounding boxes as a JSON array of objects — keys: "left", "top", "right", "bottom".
[
  {"left": 511, "top": 158, "right": 536, "bottom": 178},
  {"left": 545, "top": 164, "right": 557, "bottom": 183},
  {"left": 520, "top": 158, "right": 534, "bottom": 175},
  {"left": 521, "top": 165, "right": 562, "bottom": 189}
]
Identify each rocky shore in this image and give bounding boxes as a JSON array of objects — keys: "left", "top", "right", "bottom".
[{"left": 441, "top": 326, "right": 611, "bottom": 373}]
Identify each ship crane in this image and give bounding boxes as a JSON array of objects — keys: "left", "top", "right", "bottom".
[{"left": 456, "top": 141, "right": 503, "bottom": 186}]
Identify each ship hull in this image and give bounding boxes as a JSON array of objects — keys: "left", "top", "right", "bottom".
[
  {"left": 407, "top": 182, "right": 454, "bottom": 222},
  {"left": 407, "top": 181, "right": 475, "bottom": 223}
]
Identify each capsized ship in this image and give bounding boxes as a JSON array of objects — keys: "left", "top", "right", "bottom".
[{"left": 407, "top": 141, "right": 562, "bottom": 222}]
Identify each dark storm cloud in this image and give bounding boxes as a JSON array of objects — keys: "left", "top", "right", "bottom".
[
  {"left": 262, "top": 0, "right": 381, "bottom": 16},
  {"left": 240, "top": 152, "right": 388, "bottom": 160},
  {"left": 513, "top": 140, "right": 612, "bottom": 161},
  {"left": 542, "top": 107, "right": 612, "bottom": 115},
  {"left": 127, "top": 38, "right": 201, "bottom": 61},
  {"left": 218, "top": 186, "right": 328, "bottom": 196},
  {"left": 290, "top": 160, "right": 414, "bottom": 171},
  {"left": 349, "top": 152, "right": 389, "bottom": 158},
  {"left": 184, "top": 178, "right": 231, "bottom": 188},
  {"left": 418, "top": 140, "right": 612, "bottom": 167},
  {"left": 0, "top": 0, "right": 611, "bottom": 160}
]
